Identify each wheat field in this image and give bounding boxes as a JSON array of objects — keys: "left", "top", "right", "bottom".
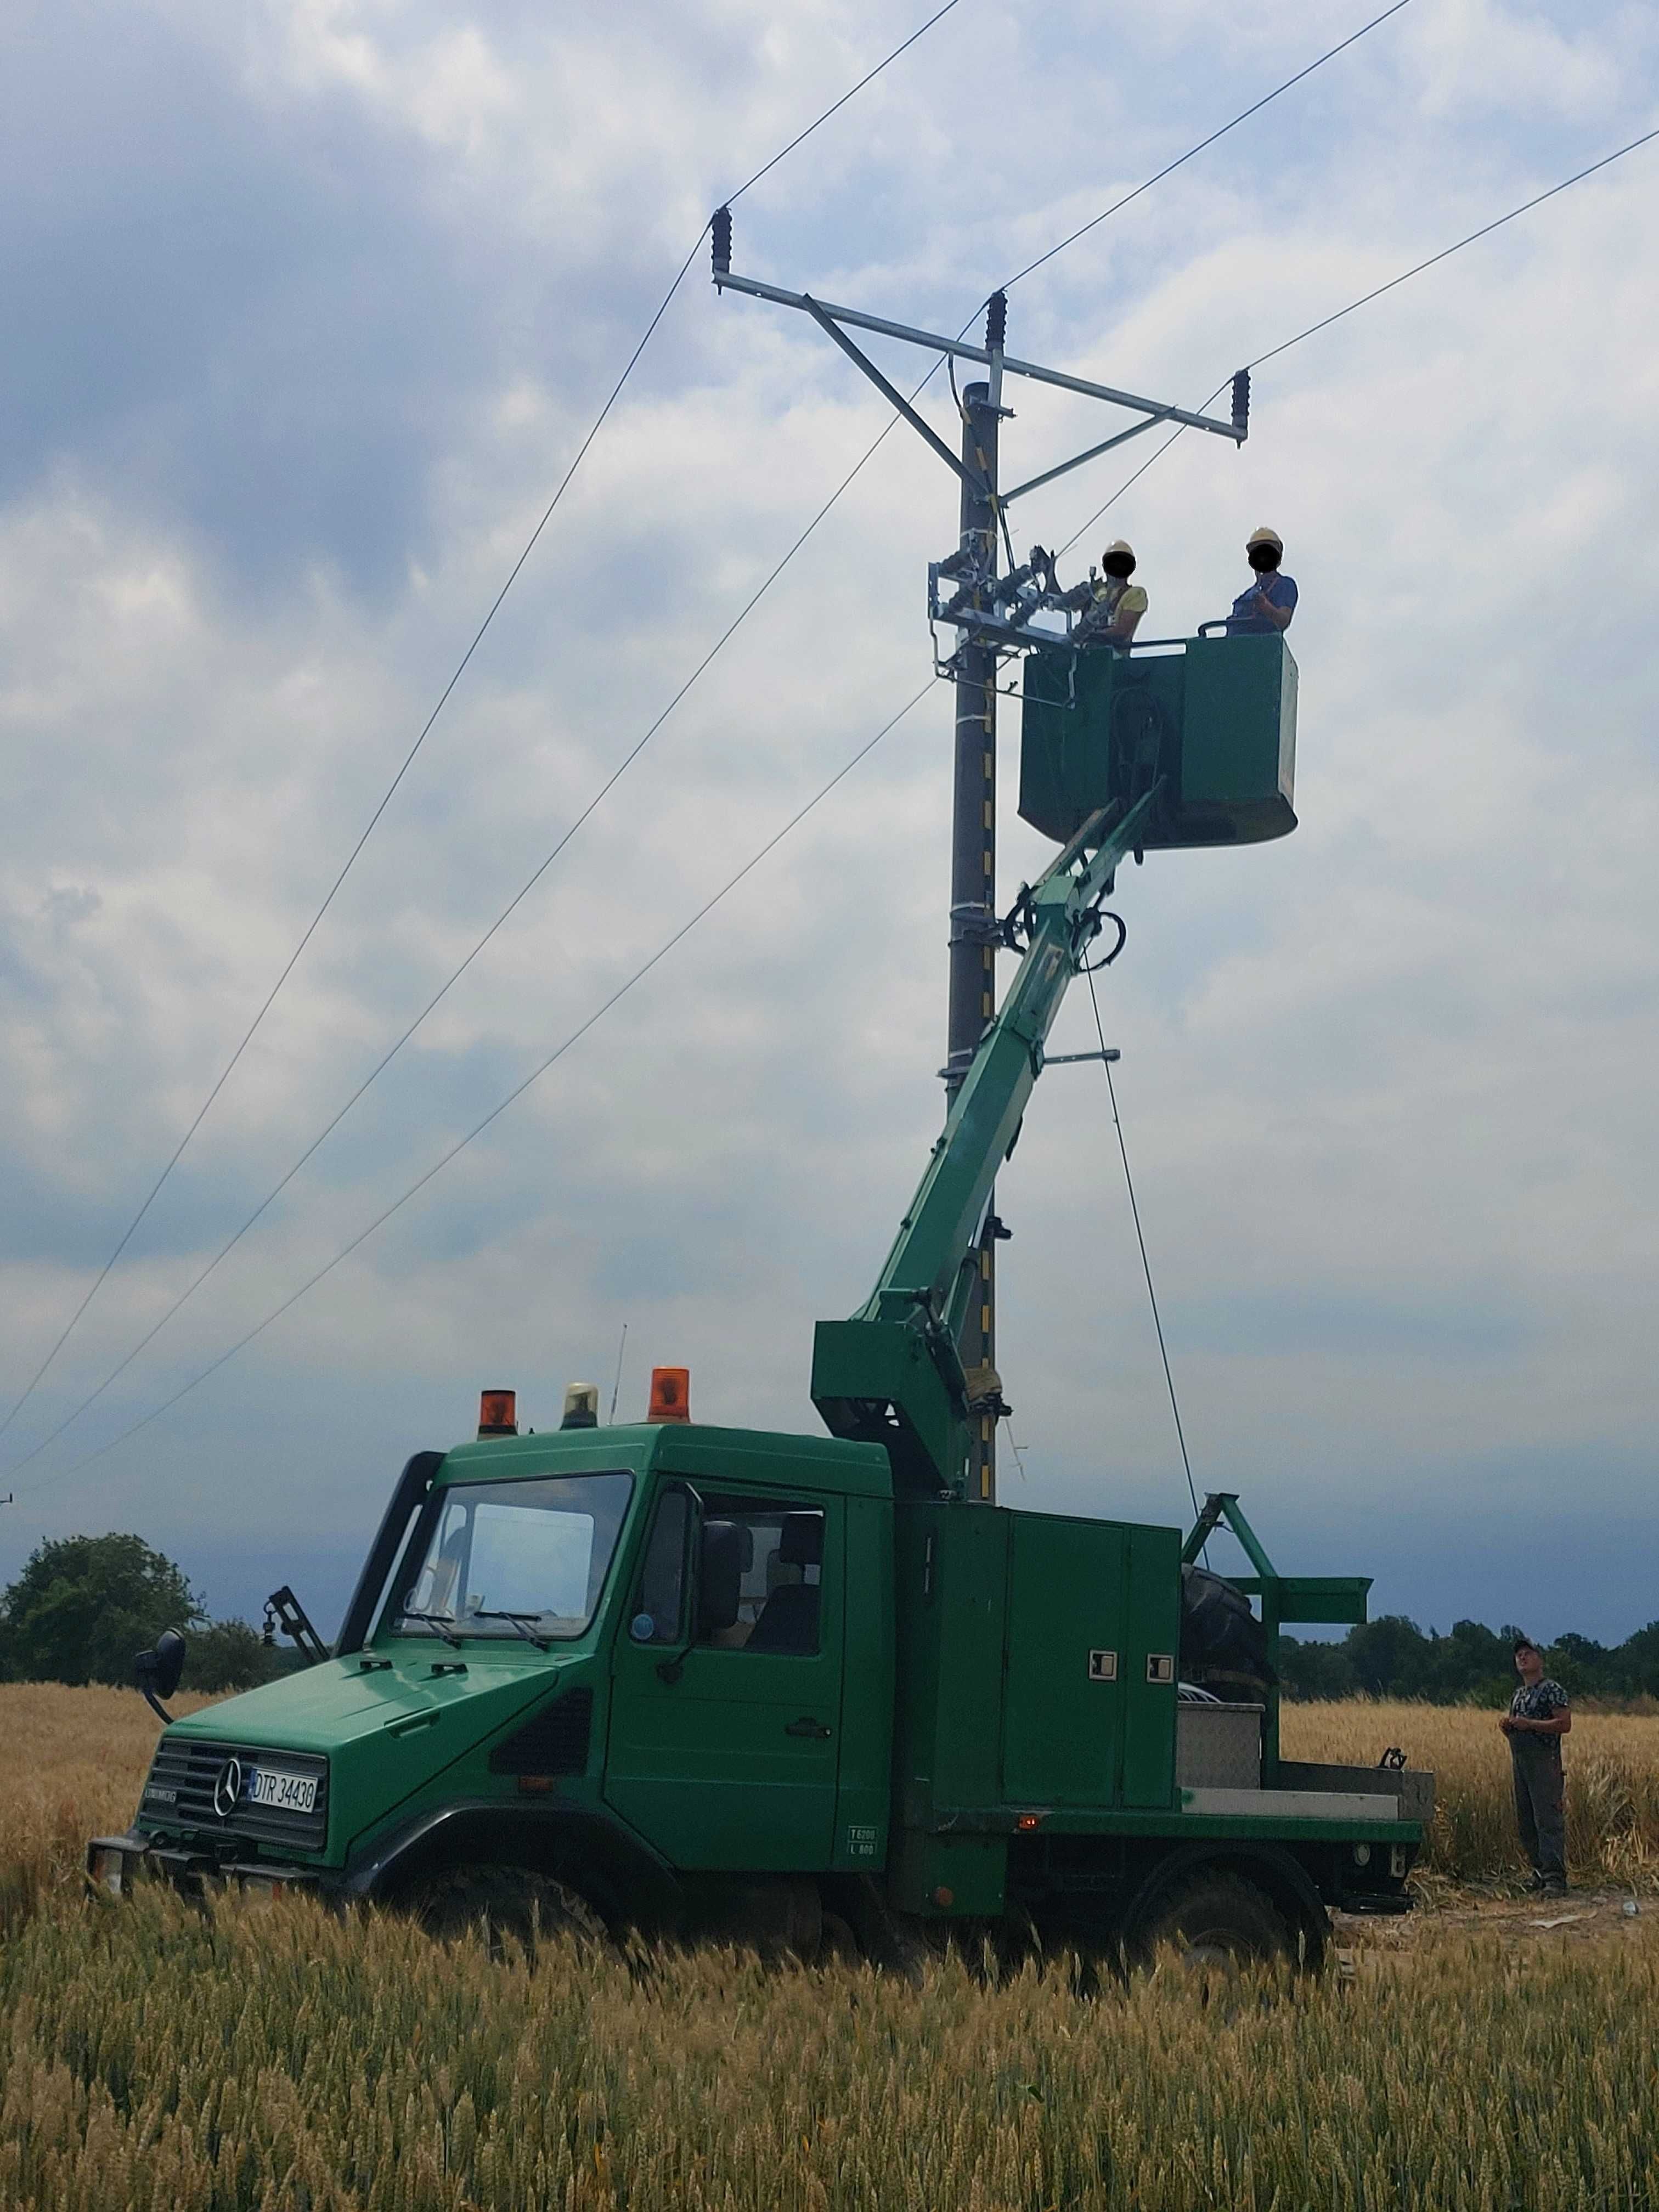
[
  {"left": 3, "top": 1685, "right": 1659, "bottom": 2209},
  {"left": 1282, "top": 1696, "right": 1659, "bottom": 1891},
  {"left": 5, "top": 1683, "right": 1655, "bottom": 1917}
]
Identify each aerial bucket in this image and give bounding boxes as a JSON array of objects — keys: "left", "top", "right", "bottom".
[{"left": 1019, "top": 631, "right": 1298, "bottom": 851}]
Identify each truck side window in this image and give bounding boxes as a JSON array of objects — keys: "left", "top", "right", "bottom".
[
  {"left": 698, "top": 1502, "right": 824, "bottom": 1658},
  {"left": 631, "top": 1488, "right": 690, "bottom": 1646}
]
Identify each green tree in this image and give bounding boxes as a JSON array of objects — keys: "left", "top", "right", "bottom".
[
  {"left": 1278, "top": 1634, "right": 1356, "bottom": 1700},
  {"left": 1345, "top": 1615, "right": 1431, "bottom": 1697},
  {"left": 0, "top": 1533, "right": 204, "bottom": 1687},
  {"left": 1546, "top": 1630, "right": 1610, "bottom": 1701},
  {"left": 181, "top": 1618, "right": 283, "bottom": 1693},
  {"left": 1611, "top": 1622, "right": 1659, "bottom": 1699}
]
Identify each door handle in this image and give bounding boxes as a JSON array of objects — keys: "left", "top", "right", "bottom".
[{"left": 785, "top": 1717, "right": 832, "bottom": 1740}]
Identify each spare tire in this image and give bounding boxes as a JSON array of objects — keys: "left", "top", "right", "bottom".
[{"left": 1180, "top": 1564, "right": 1276, "bottom": 1694}]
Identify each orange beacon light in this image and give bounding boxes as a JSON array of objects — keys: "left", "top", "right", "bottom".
[
  {"left": 646, "top": 1368, "right": 690, "bottom": 1424},
  {"left": 477, "top": 1389, "right": 518, "bottom": 1437}
]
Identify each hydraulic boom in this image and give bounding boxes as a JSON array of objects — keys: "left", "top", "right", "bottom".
[{"left": 811, "top": 788, "right": 1159, "bottom": 1497}]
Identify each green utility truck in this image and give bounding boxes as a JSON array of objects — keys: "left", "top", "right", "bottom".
[{"left": 90, "top": 644, "right": 1431, "bottom": 1966}]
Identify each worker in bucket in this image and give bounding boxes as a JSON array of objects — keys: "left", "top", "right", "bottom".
[
  {"left": 1223, "top": 526, "right": 1297, "bottom": 635},
  {"left": 1500, "top": 1637, "right": 1572, "bottom": 1895},
  {"left": 1071, "top": 540, "right": 1148, "bottom": 650}
]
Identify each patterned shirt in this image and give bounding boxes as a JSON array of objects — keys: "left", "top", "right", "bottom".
[{"left": 1509, "top": 1677, "right": 1570, "bottom": 1755}]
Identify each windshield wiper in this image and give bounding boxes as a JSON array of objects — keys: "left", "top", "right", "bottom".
[
  {"left": 399, "top": 1607, "right": 464, "bottom": 1648},
  {"left": 472, "top": 1609, "right": 554, "bottom": 1651}
]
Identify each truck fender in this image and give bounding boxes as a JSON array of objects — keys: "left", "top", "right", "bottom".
[
  {"left": 1121, "top": 1839, "right": 1328, "bottom": 1968},
  {"left": 341, "top": 1799, "right": 681, "bottom": 1931}
]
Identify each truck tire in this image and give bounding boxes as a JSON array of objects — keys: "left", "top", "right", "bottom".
[
  {"left": 1131, "top": 1871, "right": 1294, "bottom": 1971},
  {"left": 819, "top": 1910, "right": 860, "bottom": 1964},
  {"left": 412, "top": 1864, "right": 606, "bottom": 1959}
]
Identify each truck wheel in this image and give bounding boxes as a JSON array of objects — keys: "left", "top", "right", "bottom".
[
  {"left": 1132, "top": 1871, "right": 1294, "bottom": 1971},
  {"left": 819, "top": 1910, "right": 860, "bottom": 1964},
  {"left": 412, "top": 1865, "right": 606, "bottom": 1959}
]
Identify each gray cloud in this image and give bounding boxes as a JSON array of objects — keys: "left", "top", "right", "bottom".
[{"left": 3, "top": 0, "right": 1657, "bottom": 1649}]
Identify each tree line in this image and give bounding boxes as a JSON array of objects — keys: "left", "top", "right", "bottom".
[
  {"left": 4, "top": 1530, "right": 1656, "bottom": 1708},
  {"left": 0, "top": 1533, "right": 291, "bottom": 1692},
  {"left": 1280, "top": 1615, "right": 1659, "bottom": 1705}
]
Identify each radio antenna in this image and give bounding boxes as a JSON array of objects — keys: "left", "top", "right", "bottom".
[{"left": 608, "top": 1322, "right": 629, "bottom": 1425}]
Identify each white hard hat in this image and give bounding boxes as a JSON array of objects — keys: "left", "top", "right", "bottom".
[
  {"left": 1246, "top": 525, "right": 1283, "bottom": 552},
  {"left": 1103, "top": 538, "right": 1136, "bottom": 562}
]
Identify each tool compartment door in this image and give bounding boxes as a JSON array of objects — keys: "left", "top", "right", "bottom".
[
  {"left": 1121, "top": 1524, "right": 1179, "bottom": 1808},
  {"left": 1001, "top": 1517, "right": 1125, "bottom": 1807}
]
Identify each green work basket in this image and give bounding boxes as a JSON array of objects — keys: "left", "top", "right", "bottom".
[{"left": 1019, "top": 631, "right": 1297, "bottom": 850}]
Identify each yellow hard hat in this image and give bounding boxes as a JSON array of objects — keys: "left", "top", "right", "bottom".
[
  {"left": 1102, "top": 538, "right": 1136, "bottom": 561},
  {"left": 1246, "top": 526, "right": 1283, "bottom": 551}
]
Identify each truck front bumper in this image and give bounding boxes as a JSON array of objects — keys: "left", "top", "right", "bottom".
[{"left": 87, "top": 1831, "right": 326, "bottom": 1901}]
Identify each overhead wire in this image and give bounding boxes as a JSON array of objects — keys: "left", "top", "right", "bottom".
[
  {"left": 997, "top": 0, "right": 1415, "bottom": 295},
  {"left": 0, "top": 0, "right": 967, "bottom": 1453},
  {"left": 1045, "top": 125, "right": 1659, "bottom": 1522},
  {"left": 2, "top": 357, "right": 941, "bottom": 1479},
  {"left": 933, "top": 1, "right": 1420, "bottom": 556},
  {"left": 8, "top": 5, "right": 1437, "bottom": 1485},
  {"left": 1057, "top": 121, "right": 1659, "bottom": 556},
  {"left": 22, "top": 685, "right": 935, "bottom": 1499},
  {"left": 726, "top": 0, "right": 963, "bottom": 207},
  {"left": 35, "top": 15, "right": 1583, "bottom": 1486}
]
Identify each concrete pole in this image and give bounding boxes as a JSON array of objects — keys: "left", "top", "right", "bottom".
[{"left": 946, "top": 369, "right": 1001, "bottom": 1504}]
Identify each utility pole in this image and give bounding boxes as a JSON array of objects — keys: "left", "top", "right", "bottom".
[
  {"left": 709, "top": 211, "right": 1247, "bottom": 1504},
  {"left": 946, "top": 319, "right": 1003, "bottom": 1498}
]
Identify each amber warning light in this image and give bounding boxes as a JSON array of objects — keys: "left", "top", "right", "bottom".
[
  {"left": 477, "top": 1389, "right": 518, "bottom": 1438},
  {"left": 646, "top": 1367, "right": 690, "bottom": 1424}
]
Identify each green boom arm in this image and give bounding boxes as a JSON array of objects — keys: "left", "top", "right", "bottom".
[{"left": 811, "top": 791, "right": 1159, "bottom": 1495}]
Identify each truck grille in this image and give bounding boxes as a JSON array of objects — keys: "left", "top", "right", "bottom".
[{"left": 140, "top": 1737, "right": 330, "bottom": 1855}]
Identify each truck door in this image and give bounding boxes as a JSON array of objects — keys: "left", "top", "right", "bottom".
[{"left": 605, "top": 1488, "right": 843, "bottom": 1869}]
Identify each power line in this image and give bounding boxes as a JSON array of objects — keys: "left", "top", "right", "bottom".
[
  {"left": 17, "top": 21, "right": 1477, "bottom": 1482},
  {"left": 3, "top": 362, "right": 932, "bottom": 1479},
  {"left": 0, "top": 1, "right": 968, "bottom": 1452},
  {"left": 1058, "top": 121, "right": 1659, "bottom": 556},
  {"left": 9, "top": 7, "right": 1399, "bottom": 1473},
  {"left": 23, "top": 685, "right": 933, "bottom": 1499},
  {"left": 729, "top": 1, "right": 963, "bottom": 206},
  {"left": 910, "top": 5, "right": 1420, "bottom": 440},
  {"left": 998, "top": 0, "right": 1415, "bottom": 295},
  {"left": 0, "top": 249, "right": 699, "bottom": 1453},
  {"left": 1246, "top": 122, "right": 1659, "bottom": 374},
  {"left": 1085, "top": 970, "right": 1201, "bottom": 1526}
]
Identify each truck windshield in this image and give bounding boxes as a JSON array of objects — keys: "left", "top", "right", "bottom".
[{"left": 393, "top": 1471, "right": 633, "bottom": 1643}]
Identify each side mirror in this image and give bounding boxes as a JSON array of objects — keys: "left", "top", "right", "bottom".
[
  {"left": 134, "top": 1627, "right": 188, "bottom": 1723},
  {"left": 696, "top": 1521, "right": 743, "bottom": 1638}
]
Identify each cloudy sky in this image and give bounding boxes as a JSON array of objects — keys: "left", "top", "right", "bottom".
[{"left": 2, "top": 0, "right": 1656, "bottom": 1647}]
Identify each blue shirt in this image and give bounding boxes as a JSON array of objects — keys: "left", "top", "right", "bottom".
[{"left": 1226, "top": 570, "right": 1297, "bottom": 635}]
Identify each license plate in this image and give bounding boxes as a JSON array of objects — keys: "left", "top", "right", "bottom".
[{"left": 246, "top": 1767, "right": 318, "bottom": 1815}]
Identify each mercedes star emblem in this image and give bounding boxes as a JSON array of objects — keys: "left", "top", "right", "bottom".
[{"left": 212, "top": 1756, "right": 243, "bottom": 1820}]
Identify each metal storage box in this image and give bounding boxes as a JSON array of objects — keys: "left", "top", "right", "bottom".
[
  {"left": 1020, "top": 633, "right": 1297, "bottom": 850},
  {"left": 1176, "top": 1700, "right": 1263, "bottom": 1790},
  {"left": 891, "top": 1503, "right": 1180, "bottom": 1825}
]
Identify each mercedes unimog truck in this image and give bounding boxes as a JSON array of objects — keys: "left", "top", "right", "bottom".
[{"left": 89, "top": 655, "right": 1433, "bottom": 1968}]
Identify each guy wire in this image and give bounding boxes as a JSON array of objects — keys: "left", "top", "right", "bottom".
[{"left": 1085, "top": 969, "right": 1201, "bottom": 1527}]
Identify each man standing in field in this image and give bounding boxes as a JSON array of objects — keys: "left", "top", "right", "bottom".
[{"left": 1501, "top": 1637, "right": 1571, "bottom": 1894}]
